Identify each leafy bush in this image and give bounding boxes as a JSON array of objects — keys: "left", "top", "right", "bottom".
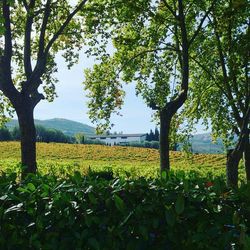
[
  {"left": 5, "top": 126, "right": 74, "bottom": 143},
  {"left": 84, "top": 139, "right": 106, "bottom": 145},
  {"left": 123, "top": 141, "right": 160, "bottom": 149},
  {"left": 0, "top": 171, "right": 249, "bottom": 249},
  {"left": 0, "top": 127, "right": 12, "bottom": 141}
]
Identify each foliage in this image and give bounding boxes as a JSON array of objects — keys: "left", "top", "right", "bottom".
[
  {"left": 145, "top": 128, "right": 159, "bottom": 142},
  {"left": 75, "top": 133, "right": 85, "bottom": 144},
  {"left": 0, "top": 126, "right": 74, "bottom": 143},
  {"left": 36, "top": 126, "right": 74, "bottom": 143},
  {"left": 0, "top": 0, "right": 91, "bottom": 172},
  {"left": 185, "top": 0, "right": 250, "bottom": 147},
  {"left": 124, "top": 141, "right": 160, "bottom": 149},
  {"left": 84, "top": 139, "right": 106, "bottom": 146},
  {"left": 0, "top": 126, "right": 12, "bottom": 141},
  {"left": 0, "top": 0, "right": 86, "bottom": 107},
  {"left": 83, "top": 0, "right": 215, "bottom": 132},
  {"left": 0, "top": 171, "right": 249, "bottom": 249}
]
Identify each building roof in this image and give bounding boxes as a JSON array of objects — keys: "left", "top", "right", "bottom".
[{"left": 88, "top": 134, "right": 146, "bottom": 138}]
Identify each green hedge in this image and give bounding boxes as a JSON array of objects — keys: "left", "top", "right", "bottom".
[{"left": 0, "top": 171, "right": 249, "bottom": 249}]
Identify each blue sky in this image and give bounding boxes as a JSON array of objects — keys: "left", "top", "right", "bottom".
[
  {"left": 34, "top": 51, "right": 207, "bottom": 134},
  {"left": 35, "top": 51, "right": 156, "bottom": 134}
]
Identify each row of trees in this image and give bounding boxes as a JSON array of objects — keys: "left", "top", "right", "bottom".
[
  {"left": 0, "top": 0, "right": 249, "bottom": 186},
  {"left": 84, "top": 0, "right": 249, "bottom": 186},
  {"left": 146, "top": 128, "right": 160, "bottom": 142},
  {"left": 0, "top": 126, "right": 73, "bottom": 143}
]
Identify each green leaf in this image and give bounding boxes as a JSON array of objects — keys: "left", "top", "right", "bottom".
[
  {"left": 27, "top": 183, "right": 36, "bottom": 192},
  {"left": 233, "top": 211, "right": 240, "bottom": 225},
  {"left": 243, "top": 235, "right": 250, "bottom": 250},
  {"left": 88, "top": 238, "right": 100, "bottom": 250},
  {"left": 88, "top": 193, "right": 97, "bottom": 205},
  {"left": 139, "top": 226, "right": 148, "bottom": 240},
  {"left": 114, "top": 194, "right": 125, "bottom": 212},
  {"left": 165, "top": 207, "right": 176, "bottom": 227},
  {"left": 4, "top": 203, "right": 23, "bottom": 214},
  {"left": 175, "top": 194, "right": 185, "bottom": 215},
  {"left": 161, "top": 171, "right": 167, "bottom": 180}
]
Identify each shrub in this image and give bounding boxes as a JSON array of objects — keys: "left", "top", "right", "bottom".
[{"left": 0, "top": 171, "right": 249, "bottom": 249}]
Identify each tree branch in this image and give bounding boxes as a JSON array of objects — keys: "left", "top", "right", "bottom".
[
  {"left": 116, "top": 45, "right": 178, "bottom": 80},
  {"left": 190, "top": 55, "right": 230, "bottom": 100},
  {"left": 0, "top": 0, "right": 20, "bottom": 103},
  {"left": 189, "top": 0, "right": 216, "bottom": 47},
  {"left": 26, "top": 0, "right": 88, "bottom": 95},
  {"left": 21, "top": 0, "right": 28, "bottom": 11},
  {"left": 178, "top": 0, "right": 189, "bottom": 92},
  {"left": 37, "top": 0, "right": 52, "bottom": 59},
  {"left": 212, "top": 17, "right": 243, "bottom": 127},
  {"left": 2, "top": 0, "right": 12, "bottom": 65},
  {"left": 24, "top": 0, "right": 35, "bottom": 78},
  {"left": 235, "top": 106, "right": 250, "bottom": 152},
  {"left": 161, "top": 0, "right": 177, "bottom": 19},
  {"left": 161, "top": 0, "right": 189, "bottom": 116},
  {"left": 44, "top": 0, "right": 87, "bottom": 55},
  {"left": 31, "top": 92, "right": 45, "bottom": 108}
]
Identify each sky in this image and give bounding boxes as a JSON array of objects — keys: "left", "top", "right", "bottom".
[
  {"left": 34, "top": 50, "right": 208, "bottom": 134},
  {"left": 35, "top": 51, "right": 156, "bottom": 134}
]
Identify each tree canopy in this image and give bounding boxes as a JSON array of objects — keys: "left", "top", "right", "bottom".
[
  {"left": 185, "top": 0, "right": 250, "bottom": 185},
  {"left": 83, "top": 0, "right": 216, "bottom": 171},
  {"left": 84, "top": 0, "right": 215, "bottom": 131}
]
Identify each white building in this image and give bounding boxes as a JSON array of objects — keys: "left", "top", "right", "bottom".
[{"left": 88, "top": 134, "right": 147, "bottom": 146}]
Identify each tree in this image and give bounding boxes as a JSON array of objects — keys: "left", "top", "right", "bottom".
[
  {"left": 149, "top": 129, "right": 154, "bottom": 141},
  {"left": 0, "top": 0, "right": 88, "bottom": 175},
  {"left": 36, "top": 125, "right": 70, "bottom": 143},
  {"left": 186, "top": 0, "right": 249, "bottom": 186},
  {"left": 0, "top": 127, "right": 12, "bottom": 141},
  {"left": 12, "top": 126, "right": 21, "bottom": 140},
  {"left": 75, "top": 133, "right": 85, "bottom": 144},
  {"left": 84, "top": 0, "right": 216, "bottom": 172},
  {"left": 154, "top": 127, "right": 159, "bottom": 141}
]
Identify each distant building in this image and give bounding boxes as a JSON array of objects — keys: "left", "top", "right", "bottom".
[{"left": 88, "top": 134, "right": 147, "bottom": 146}]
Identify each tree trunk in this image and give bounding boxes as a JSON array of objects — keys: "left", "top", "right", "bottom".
[
  {"left": 16, "top": 104, "right": 37, "bottom": 176},
  {"left": 226, "top": 149, "right": 242, "bottom": 187},
  {"left": 159, "top": 110, "right": 171, "bottom": 173},
  {"left": 244, "top": 134, "right": 250, "bottom": 181}
]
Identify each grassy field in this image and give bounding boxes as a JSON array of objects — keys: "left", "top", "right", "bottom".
[{"left": 0, "top": 141, "right": 246, "bottom": 180}]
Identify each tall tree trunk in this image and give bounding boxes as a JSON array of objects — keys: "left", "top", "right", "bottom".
[
  {"left": 16, "top": 104, "right": 37, "bottom": 176},
  {"left": 226, "top": 117, "right": 249, "bottom": 187},
  {"left": 244, "top": 133, "right": 250, "bottom": 181},
  {"left": 159, "top": 110, "right": 171, "bottom": 173},
  {"left": 226, "top": 149, "right": 242, "bottom": 187}
]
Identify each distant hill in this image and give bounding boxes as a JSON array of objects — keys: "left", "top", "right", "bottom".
[
  {"left": 5, "top": 119, "right": 229, "bottom": 153},
  {"left": 191, "top": 133, "right": 225, "bottom": 154},
  {"left": 6, "top": 118, "right": 95, "bottom": 136}
]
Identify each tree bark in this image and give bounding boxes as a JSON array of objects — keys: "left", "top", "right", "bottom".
[
  {"left": 226, "top": 149, "right": 242, "bottom": 187},
  {"left": 159, "top": 109, "right": 171, "bottom": 173},
  {"left": 244, "top": 133, "right": 250, "bottom": 181},
  {"left": 16, "top": 103, "right": 37, "bottom": 176}
]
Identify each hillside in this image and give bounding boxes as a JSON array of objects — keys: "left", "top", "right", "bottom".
[
  {"left": 6, "top": 118, "right": 95, "bottom": 136},
  {"left": 190, "top": 133, "right": 225, "bottom": 154}
]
